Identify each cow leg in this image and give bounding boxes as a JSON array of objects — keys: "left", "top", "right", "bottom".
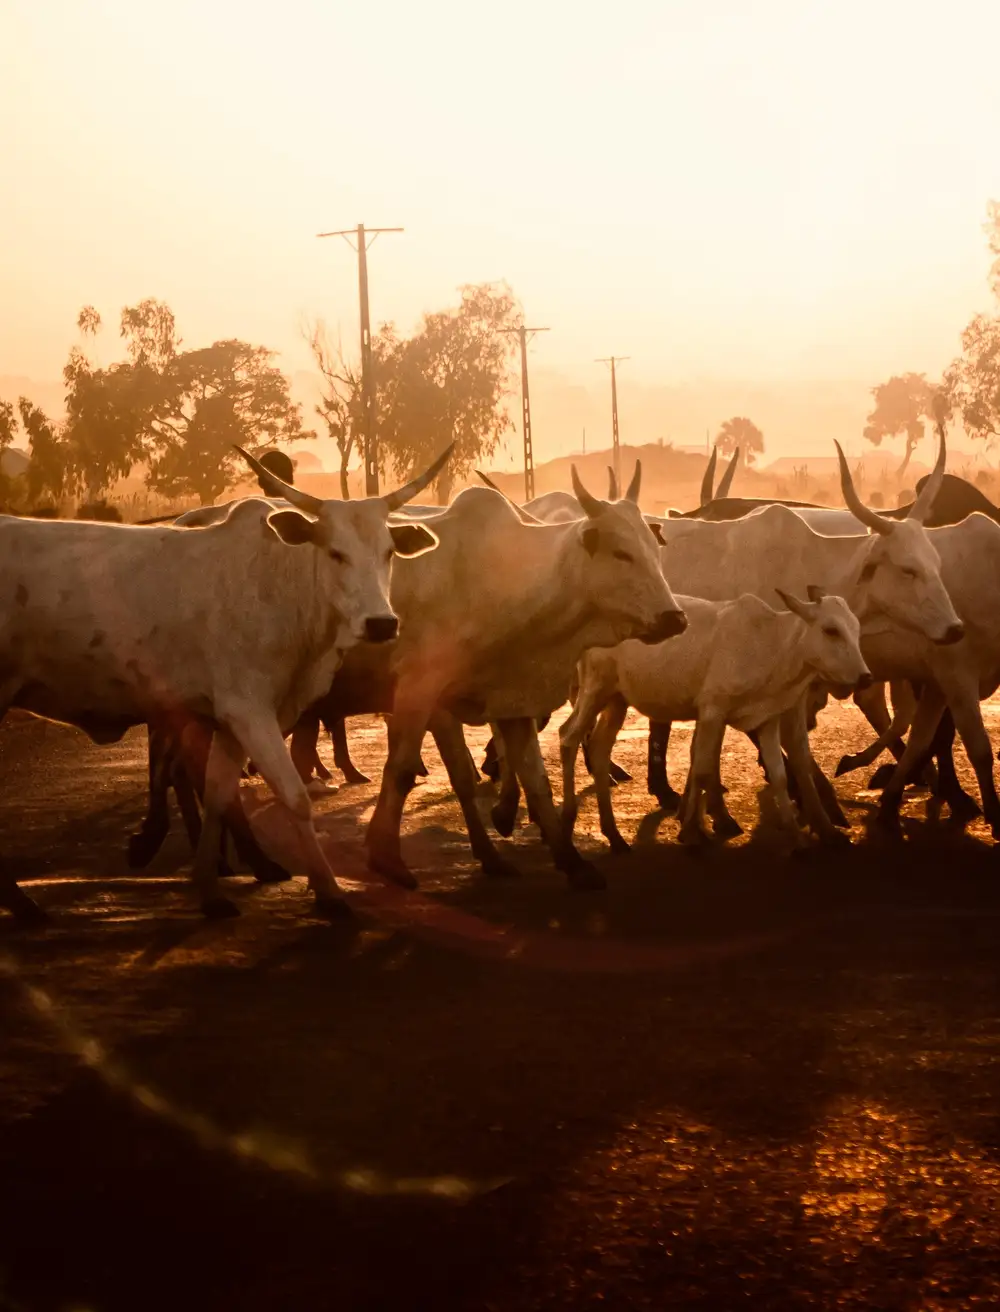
[
  {"left": 429, "top": 712, "right": 518, "bottom": 879},
  {"left": 938, "top": 680, "right": 1000, "bottom": 838},
  {"left": 491, "top": 727, "right": 523, "bottom": 836},
  {"left": 757, "top": 718, "right": 806, "bottom": 845},
  {"left": 480, "top": 735, "right": 501, "bottom": 782},
  {"left": 929, "top": 710, "right": 980, "bottom": 823},
  {"left": 217, "top": 711, "right": 349, "bottom": 917},
  {"left": 128, "top": 725, "right": 174, "bottom": 868},
  {"left": 499, "top": 717, "right": 605, "bottom": 890},
  {"left": 589, "top": 696, "right": 631, "bottom": 853},
  {"left": 558, "top": 672, "right": 615, "bottom": 841},
  {"left": 367, "top": 708, "right": 432, "bottom": 889},
  {"left": 647, "top": 720, "right": 681, "bottom": 814},
  {"left": 679, "top": 720, "right": 720, "bottom": 845},
  {"left": 780, "top": 704, "right": 849, "bottom": 846},
  {"left": 327, "top": 717, "right": 370, "bottom": 785},
  {"left": 190, "top": 728, "right": 246, "bottom": 917},
  {"left": 875, "top": 683, "right": 947, "bottom": 837}
]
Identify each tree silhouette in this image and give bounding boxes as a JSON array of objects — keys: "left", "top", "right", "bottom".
[
  {"left": 715, "top": 417, "right": 764, "bottom": 466},
  {"left": 306, "top": 320, "right": 363, "bottom": 499},
  {"left": 18, "top": 399, "right": 71, "bottom": 505},
  {"left": 863, "top": 373, "right": 940, "bottom": 479},
  {"left": 374, "top": 283, "right": 521, "bottom": 503},
  {"left": 945, "top": 315, "right": 1000, "bottom": 447},
  {"left": 63, "top": 300, "right": 310, "bottom": 504}
]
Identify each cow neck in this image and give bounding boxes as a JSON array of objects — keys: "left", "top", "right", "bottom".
[{"left": 500, "top": 518, "right": 598, "bottom": 650}]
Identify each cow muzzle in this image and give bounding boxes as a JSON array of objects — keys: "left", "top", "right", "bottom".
[
  {"left": 935, "top": 622, "right": 965, "bottom": 647},
  {"left": 638, "top": 608, "right": 688, "bottom": 645},
  {"left": 855, "top": 671, "right": 874, "bottom": 692},
  {"left": 363, "top": 615, "right": 399, "bottom": 644}
]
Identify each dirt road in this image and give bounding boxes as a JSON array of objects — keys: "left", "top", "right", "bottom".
[{"left": 2, "top": 702, "right": 999, "bottom": 1310}]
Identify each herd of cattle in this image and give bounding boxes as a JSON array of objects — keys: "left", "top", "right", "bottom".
[{"left": 2, "top": 423, "right": 999, "bottom": 926}]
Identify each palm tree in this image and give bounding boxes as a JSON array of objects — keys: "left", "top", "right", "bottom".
[{"left": 715, "top": 417, "right": 764, "bottom": 466}]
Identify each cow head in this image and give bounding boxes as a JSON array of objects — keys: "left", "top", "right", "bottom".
[
  {"left": 836, "top": 432, "right": 964, "bottom": 646},
  {"left": 236, "top": 445, "right": 450, "bottom": 644},
  {"left": 775, "top": 588, "right": 871, "bottom": 696},
  {"left": 571, "top": 462, "right": 687, "bottom": 644}
]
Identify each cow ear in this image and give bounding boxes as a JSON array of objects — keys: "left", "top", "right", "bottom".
[
  {"left": 390, "top": 522, "right": 439, "bottom": 557},
  {"left": 582, "top": 526, "right": 600, "bottom": 556},
  {"left": 648, "top": 521, "right": 666, "bottom": 545},
  {"left": 266, "top": 509, "right": 319, "bottom": 546},
  {"left": 806, "top": 584, "right": 826, "bottom": 603},
  {"left": 775, "top": 588, "right": 814, "bottom": 621}
]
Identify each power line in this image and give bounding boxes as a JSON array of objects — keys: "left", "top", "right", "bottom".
[
  {"left": 596, "top": 356, "right": 630, "bottom": 486},
  {"left": 501, "top": 324, "right": 549, "bottom": 501},
  {"left": 317, "top": 224, "right": 403, "bottom": 496}
]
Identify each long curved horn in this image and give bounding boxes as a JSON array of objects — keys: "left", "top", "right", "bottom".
[
  {"left": 835, "top": 441, "right": 891, "bottom": 535},
  {"left": 908, "top": 421, "right": 946, "bottom": 525},
  {"left": 607, "top": 466, "right": 619, "bottom": 500},
  {"left": 475, "top": 471, "right": 545, "bottom": 524},
  {"left": 383, "top": 443, "right": 455, "bottom": 511},
  {"left": 234, "top": 446, "right": 323, "bottom": 515},
  {"left": 715, "top": 448, "right": 740, "bottom": 499},
  {"left": 699, "top": 447, "right": 718, "bottom": 506},
  {"left": 571, "top": 465, "right": 604, "bottom": 518},
  {"left": 624, "top": 460, "right": 642, "bottom": 503}
]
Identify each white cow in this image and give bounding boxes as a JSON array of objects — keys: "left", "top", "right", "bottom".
[
  {"left": 0, "top": 446, "right": 448, "bottom": 922},
  {"left": 361, "top": 463, "right": 689, "bottom": 890},
  {"left": 560, "top": 590, "right": 870, "bottom": 851},
  {"left": 643, "top": 435, "right": 962, "bottom": 839}
]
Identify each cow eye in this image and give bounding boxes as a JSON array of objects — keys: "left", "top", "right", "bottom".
[
  {"left": 859, "top": 560, "right": 877, "bottom": 582},
  {"left": 902, "top": 566, "right": 918, "bottom": 580},
  {"left": 613, "top": 549, "right": 634, "bottom": 563},
  {"left": 822, "top": 626, "right": 840, "bottom": 639},
  {"left": 329, "top": 549, "right": 348, "bottom": 565}
]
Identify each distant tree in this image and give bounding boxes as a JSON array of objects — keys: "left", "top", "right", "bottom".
[
  {"left": 146, "top": 339, "right": 311, "bottom": 505},
  {"left": 945, "top": 314, "right": 1000, "bottom": 448},
  {"left": 305, "top": 320, "right": 363, "bottom": 499},
  {"left": 375, "top": 283, "right": 521, "bottom": 503},
  {"left": 862, "top": 373, "right": 940, "bottom": 480},
  {"left": 715, "top": 416, "right": 764, "bottom": 467},
  {"left": 18, "top": 398, "right": 72, "bottom": 504},
  {"left": 985, "top": 200, "right": 1000, "bottom": 302},
  {"left": 63, "top": 300, "right": 311, "bottom": 505}
]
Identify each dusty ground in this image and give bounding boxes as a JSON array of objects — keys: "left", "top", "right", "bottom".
[{"left": 2, "top": 700, "right": 1000, "bottom": 1311}]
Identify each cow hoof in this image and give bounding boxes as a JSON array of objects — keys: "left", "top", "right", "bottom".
[
  {"left": 341, "top": 769, "right": 371, "bottom": 785},
  {"left": 314, "top": 895, "right": 353, "bottom": 920},
  {"left": 677, "top": 826, "right": 707, "bottom": 847},
  {"left": 252, "top": 861, "right": 292, "bottom": 885},
  {"left": 713, "top": 814, "right": 743, "bottom": 839},
  {"left": 605, "top": 832, "right": 631, "bottom": 855},
  {"left": 816, "top": 828, "right": 851, "bottom": 849},
  {"left": 834, "top": 755, "right": 857, "bottom": 778},
  {"left": 491, "top": 804, "right": 518, "bottom": 838},
  {"left": 867, "top": 763, "right": 897, "bottom": 791},
  {"left": 307, "top": 779, "right": 339, "bottom": 798},
  {"left": 368, "top": 854, "right": 419, "bottom": 890},
  {"left": 203, "top": 896, "right": 240, "bottom": 920},
  {"left": 946, "top": 795, "right": 981, "bottom": 825},
  {"left": 217, "top": 860, "right": 235, "bottom": 878},
  {"left": 874, "top": 809, "right": 904, "bottom": 841},
  {"left": 482, "top": 853, "right": 520, "bottom": 879},
  {"left": 608, "top": 760, "right": 632, "bottom": 784},
  {"left": 127, "top": 831, "right": 163, "bottom": 869},
  {"left": 6, "top": 889, "right": 49, "bottom": 926},
  {"left": 652, "top": 792, "right": 681, "bottom": 817},
  {"left": 567, "top": 861, "right": 606, "bottom": 892}
]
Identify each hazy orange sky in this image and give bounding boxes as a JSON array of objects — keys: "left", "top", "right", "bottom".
[{"left": 4, "top": 0, "right": 1000, "bottom": 462}]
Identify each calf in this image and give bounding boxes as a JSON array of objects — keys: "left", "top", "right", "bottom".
[{"left": 560, "top": 590, "right": 870, "bottom": 851}]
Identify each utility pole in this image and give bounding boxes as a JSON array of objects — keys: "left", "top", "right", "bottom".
[
  {"left": 501, "top": 323, "right": 549, "bottom": 500},
  {"left": 316, "top": 223, "right": 403, "bottom": 496},
  {"left": 596, "top": 356, "right": 629, "bottom": 487}
]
